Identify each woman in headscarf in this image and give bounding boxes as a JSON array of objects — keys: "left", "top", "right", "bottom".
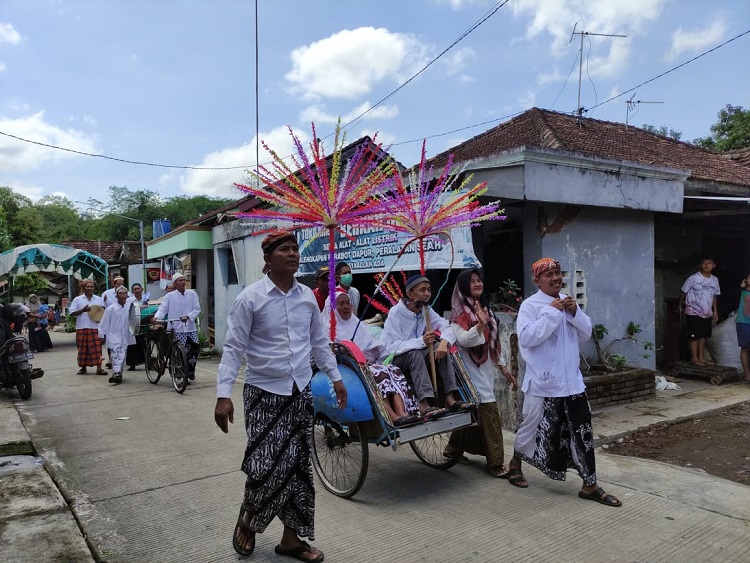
[
  {"left": 447, "top": 268, "right": 517, "bottom": 477},
  {"left": 26, "top": 294, "right": 49, "bottom": 353},
  {"left": 324, "top": 289, "right": 419, "bottom": 426}
]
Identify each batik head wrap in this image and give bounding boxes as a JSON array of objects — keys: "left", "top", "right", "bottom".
[
  {"left": 531, "top": 258, "right": 560, "bottom": 279},
  {"left": 449, "top": 268, "right": 500, "bottom": 366},
  {"left": 261, "top": 229, "right": 297, "bottom": 254}
]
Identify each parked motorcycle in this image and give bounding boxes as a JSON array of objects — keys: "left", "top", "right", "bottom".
[{"left": 0, "top": 303, "right": 44, "bottom": 399}]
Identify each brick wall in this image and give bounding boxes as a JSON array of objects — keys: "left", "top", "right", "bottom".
[{"left": 583, "top": 368, "right": 655, "bottom": 407}]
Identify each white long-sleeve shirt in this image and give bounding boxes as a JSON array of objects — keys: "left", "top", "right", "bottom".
[
  {"left": 154, "top": 289, "right": 201, "bottom": 333},
  {"left": 516, "top": 290, "right": 592, "bottom": 398},
  {"left": 452, "top": 323, "right": 506, "bottom": 403},
  {"left": 216, "top": 275, "right": 342, "bottom": 399},
  {"left": 380, "top": 299, "right": 456, "bottom": 357},
  {"left": 98, "top": 302, "right": 136, "bottom": 349},
  {"left": 69, "top": 294, "right": 105, "bottom": 330}
]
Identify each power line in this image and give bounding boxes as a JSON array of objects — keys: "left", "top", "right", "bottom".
[
  {"left": 0, "top": 28, "right": 747, "bottom": 171},
  {"left": 589, "top": 28, "right": 750, "bottom": 111},
  {"left": 336, "top": 0, "right": 512, "bottom": 133}
]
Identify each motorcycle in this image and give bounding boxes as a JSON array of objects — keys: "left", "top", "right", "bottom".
[{"left": 0, "top": 303, "right": 44, "bottom": 400}]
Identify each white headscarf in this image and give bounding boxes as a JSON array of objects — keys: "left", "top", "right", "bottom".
[{"left": 323, "top": 290, "right": 384, "bottom": 364}]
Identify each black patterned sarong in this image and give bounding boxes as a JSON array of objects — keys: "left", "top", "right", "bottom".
[
  {"left": 513, "top": 392, "right": 597, "bottom": 486},
  {"left": 241, "top": 383, "right": 316, "bottom": 539}
]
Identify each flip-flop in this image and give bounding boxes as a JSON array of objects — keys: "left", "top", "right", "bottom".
[
  {"left": 443, "top": 450, "right": 471, "bottom": 464},
  {"left": 506, "top": 467, "right": 528, "bottom": 488},
  {"left": 274, "top": 541, "right": 324, "bottom": 563},
  {"left": 393, "top": 414, "right": 420, "bottom": 427},
  {"left": 232, "top": 506, "right": 255, "bottom": 557},
  {"left": 420, "top": 406, "right": 449, "bottom": 421},
  {"left": 578, "top": 487, "right": 622, "bottom": 507},
  {"left": 449, "top": 401, "right": 474, "bottom": 413},
  {"left": 96, "top": 369, "right": 108, "bottom": 376}
]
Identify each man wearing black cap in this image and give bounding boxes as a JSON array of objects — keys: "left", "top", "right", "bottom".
[
  {"left": 312, "top": 266, "right": 330, "bottom": 311},
  {"left": 380, "top": 274, "right": 470, "bottom": 420}
]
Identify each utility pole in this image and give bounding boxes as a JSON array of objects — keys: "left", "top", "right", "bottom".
[
  {"left": 625, "top": 94, "right": 664, "bottom": 128},
  {"left": 569, "top": 23, "right": 626, "bottom": 119}
]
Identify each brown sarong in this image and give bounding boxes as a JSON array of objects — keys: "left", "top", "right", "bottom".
[
  {"left": 76, "top": 328, "right": 102, "bottom": 367},
  {"left": 449, "top": 402, "right": 505, "bottom": 469}
]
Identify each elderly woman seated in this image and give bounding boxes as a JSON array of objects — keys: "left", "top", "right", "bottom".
[{"left": 324, "top": 289, "right": 419, "bottom": 427}]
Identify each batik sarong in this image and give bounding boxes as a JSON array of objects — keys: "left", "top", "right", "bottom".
[
  {"left": 110, "top": 345, "right": 127, "bottom": 375},
  {"left": 369, "top": 363, "right": 419, "bottom": 415},
  {"left": 76, "top": 328, "right": 102, "bottom": 367},
  {"left": 173, "top": 331, "right": 199, "bottom": 375},
  {"left": 241, "top": 383, "right": 316, "bottom": 539},
  {"left": 448, "top": 402, "right": 505, "bottom": 469},
  {"left": 513, "top": 392, "right": 597, "bottom": 485}
]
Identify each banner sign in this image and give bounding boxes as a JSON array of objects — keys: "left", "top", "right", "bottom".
[{"left": 296, "top": 225, "right": 480, "bottom": 276}]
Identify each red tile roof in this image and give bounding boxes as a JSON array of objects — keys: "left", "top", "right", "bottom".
[
  {"left": 61, "top": 240, "right": 141, "bottom": 264},
  {"left": 426, "top": 108, "right": 750, "bottom": 188}
]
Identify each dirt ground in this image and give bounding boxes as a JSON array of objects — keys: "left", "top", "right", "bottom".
[{"left": 605, "top": 401, "right": 750, "bottom": 485}]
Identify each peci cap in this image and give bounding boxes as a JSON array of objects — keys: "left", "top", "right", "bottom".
[
  {"left": 405, "top": 275, "right": 430, "bottom": 293},
  {"left": 315, "top": 266, "right": 330, "bottom": 279}
]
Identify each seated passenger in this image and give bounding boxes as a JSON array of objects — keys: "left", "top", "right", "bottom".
[
  {"left": 326, "top": 290, "right": 419, "bottom": 426},
  {"left": 380, "top": 275, "right": 472, "bottom": 420}
]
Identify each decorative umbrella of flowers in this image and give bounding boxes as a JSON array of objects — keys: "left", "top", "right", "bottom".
[
  {"left": 233, "top": 122, "right": 398, "bottom": 338},
  {"left": 362, "top": 140, "right": 506, "bottom": 316}
]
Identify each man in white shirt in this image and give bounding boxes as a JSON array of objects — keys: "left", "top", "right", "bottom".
[
  {"left": 69, "top": 280, "right": 106, "bottom": 376},
  {"left": 380, "top": 274, "right": 471, "bottom": 420},
  {"left": 102, "top": 276, "right": 129, "bottom": 369},
  {"left": 98, "top": 286, "right": 135, "bottom": 385},
  {"left": 505, "top": 258, "right": 621, "bottom": 507},
  {"left": 125, "top": 283, "right": 146, "bottom": 371},
  {"left": 154, "top": 273, "right": 201, "bottom": 381},
  {"left": 214, "top": 230, "right": 346, "bottom": 562}
]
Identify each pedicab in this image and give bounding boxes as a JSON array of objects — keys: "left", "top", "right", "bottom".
[{"left": 310, "top": 339, "right": 480, "bottom": 498}]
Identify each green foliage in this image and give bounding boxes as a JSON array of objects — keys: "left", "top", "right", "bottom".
[
  {"left": 694, "top": 105, "right": 750, "bottom": 151},
  {"left": 489, "top": 279, "right": 524, "bottom": 312},
  {"left": 12, "top": 273, "right": 48, "bottom": 298},
  {"left": 0, "top": 187, "right": 36, "bottom": 246},
  {"left": 590, "top": 321, "right": 658, "bottom": 371},
  {"left": 642, "top": 124, "right": 682, "bottom": 140}
]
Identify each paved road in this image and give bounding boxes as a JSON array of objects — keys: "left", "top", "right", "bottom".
[{"left": 8, "top": 330, "right": 750, "bottom": 562}]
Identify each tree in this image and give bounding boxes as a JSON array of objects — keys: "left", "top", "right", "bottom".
[
  {"left": 36, "top": 196, "right": 88, "bottom": 243},
  {"left": 12, "top": 272, "right": 48, "bottom": 299},
  {"left": 0, "top": 187, "right": 36, "bottom": 246},
  {"left": 694, "top": 105, "right": 750, "bottom": 151},
  {"left": 642, "top": 124, "right": 682, "bottom": 140}
]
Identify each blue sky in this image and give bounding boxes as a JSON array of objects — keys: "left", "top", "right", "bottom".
[{"left": 1, "top": 0, "right": 748, "bottom": 206}]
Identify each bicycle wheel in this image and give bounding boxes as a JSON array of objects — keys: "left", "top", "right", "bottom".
[
  {"left": 410, "top": 429, "right": 465, "bottom": 470},
  {"left": 169, "top": 341, "right": 188, "bottom": 394},
  {"left": 311, "top": 414, "right": 368, "bottom": 498},
  {"left": 144, "top": 337, "right": 163, "bottom": 384}
]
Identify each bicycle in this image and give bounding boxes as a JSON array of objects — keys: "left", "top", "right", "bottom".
[{"left": 143, "top": 321, "right": 191, "bottom": 394}]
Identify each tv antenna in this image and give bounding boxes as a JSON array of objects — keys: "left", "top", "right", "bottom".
[
  {"left": 625, "top": 93, "right": 664, "bottom": 128},
  {"left": 568, "top": 23, "right": 626, "bottom": 120}
]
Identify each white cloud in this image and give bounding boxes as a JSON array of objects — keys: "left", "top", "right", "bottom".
[
  {"left": 442, "top": 47, "right": 476, "bottom": 75},
  {"left": 2, "top": 180, "right": 46, "bottom": 202},
  {"left": 518, "top": 89, "right": 537, "bottom": 109},
  {"left": 0, "top": 22, "right": 23, "bottom": 45},
  {"left": 177, "top": 126, "right": 311, "bottom": 198},
  {"left": 665, "top": 18, "right": 728, "bottom": 61},
  {"left": 433, "top": 0, "right": 494, "bottom": 9},
  {"left": 299, "top": 102, "right": 399, "bottom": 125},
  {"left": 512, "top": 0, "right": 667, "bottom": 78},
  {"left": 0, "top": 62, "right": 6, "bottom": 73},
  {"left": 285, "top": 27, "right": 428, "bottom": 100},
  {"left": 459, "top": 75, "right": 475, "bottom": 84},
  {"left": 0, "top": 111, "right": 99, "bottom": 172}
]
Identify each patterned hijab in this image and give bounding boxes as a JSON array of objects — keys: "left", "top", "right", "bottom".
[{"left": 449, "top": 268, "right": 500, "bottom": 366}]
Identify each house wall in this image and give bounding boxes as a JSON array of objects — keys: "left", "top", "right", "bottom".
[
  {"left": 521, "top": 203, "right": 657, "bottom": 370},
  {"left": 212, "top": 221, "right": 267, "bottom": 350}
]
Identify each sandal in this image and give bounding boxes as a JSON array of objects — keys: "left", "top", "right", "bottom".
[
  {"left": 442, "top": 450, "right": 471, "bottom": 464},
  {"left": 275, "top": 541, "right": 324, "bottom": 563},
  {"left": 506, "top": 467, "right": 528, "bottom": 488},
  {"left": 449, "top": 401, "right": 474, "bottom": 413},
  {"left": 487, "top": 465, "right": 509, "bottom": 478},
  {"left": 393, "top": 414, "right": 420, "bottom": 427},
  {"left": 232, "top": 506, "right": 255, "bottom": 557},
  {"left": 578, "top": 487, "right": 622, "bottom": 507},
  {"left": 76, "top": 368, "right": 87, "bottom": 375},
  {"left": 96, "top": 369, "right": 108, "bottom": 376},
  {"left": 420, "top": 406, "right": 449, "bottom": 421}
]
